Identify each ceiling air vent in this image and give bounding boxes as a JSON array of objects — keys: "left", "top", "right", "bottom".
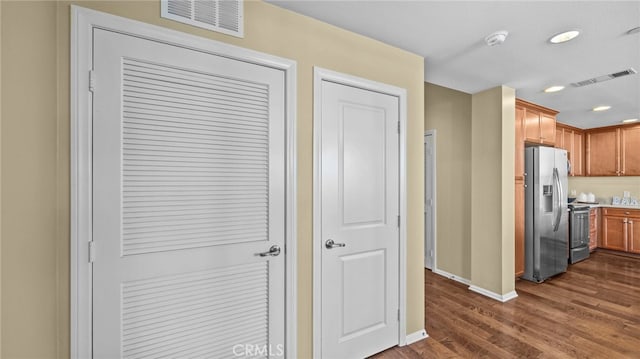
[
  {"left": 571, "top": 68, "right": 637, "bottom": 87},
  {"left": 161, "top": 0, "right": 244, "bottom": 38}
]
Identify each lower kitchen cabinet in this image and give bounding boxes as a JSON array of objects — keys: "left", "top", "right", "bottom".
[
  {"left": 602, "top": 216, "right": 627, "bottom": 251},
  {"left": 629, "top": 217, "right": 640, "bottom": 254},
  {"left": 601, "top": 208, "right": 640, "bottom": 253},
  {"left": 589, "top": 208, "right": 598, "bottom": 251},
  {"left": 515, "top": 179, "right": 524, "bottom": 277}
]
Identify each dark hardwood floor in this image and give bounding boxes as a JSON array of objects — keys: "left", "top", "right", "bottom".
[{"left": 373, "top": 251, "right": 640, "bottom": 358}]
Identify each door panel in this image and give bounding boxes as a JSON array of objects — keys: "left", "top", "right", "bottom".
[
  {"left": 320, "top": 80, "right": 399, "bottom": 358},
  {"left": 342, "top": 105, "right": 387, "bottom": 225},
  {"left": 621, "top": 125, "right": 640, "bottom": 175},
  {"left": 602, "top": 216, "right": 627, "bottom": 251},
  {"left": 586, "top": 129, "right": 619, "bottom": 176},
  {"left": 93, "top": 29, "right": 285, "bottom": 358},
  {"left": 629, "top": 219, "right": 640, "bottom": 254}
]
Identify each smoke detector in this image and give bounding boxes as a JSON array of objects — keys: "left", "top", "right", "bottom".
[{"left": 485, "top": 30, "right": 509, "bottom": 46}]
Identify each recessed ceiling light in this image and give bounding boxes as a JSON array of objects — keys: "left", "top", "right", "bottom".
[
  {"left": 622, "top": 118, "right": 638, "bottom": 123},
  {"left": 550, "top": 30, "right": 580, "bottom": 44},
  {"left": 592, "top": 105, "right": 611, "bottom": 112},
  {"left": 544, "top": 85, "right": 565, "bottom": 93}
]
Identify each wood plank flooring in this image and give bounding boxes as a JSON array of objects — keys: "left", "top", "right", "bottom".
[{"left": 372, "top": 251, "right": 640, "bottom": 358}]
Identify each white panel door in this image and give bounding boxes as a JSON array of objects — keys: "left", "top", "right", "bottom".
[
  {"left": 424, "top": 133, "right": 435, "bottom": 269},
  {"left": 92, "top": 29, "right": 286, "bottom": 358},
  {"left": 320, "top": 81, "right": 399, "bottom": 358}
]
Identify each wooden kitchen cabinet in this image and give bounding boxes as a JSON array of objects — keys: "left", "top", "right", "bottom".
[
  {"left": 540, "top": 113, "right": 556, "bottom": 145},
  {"left": 573, "top": 132, "right": 583, "bottom": 175},
  {"left": 630, "top": 217, "right": 640, "bottom": 254},
  {"left": 556, "top": 124, "right": 584, "bottom": 176},
  {"left": 515, "top": 106, "right": 525, "bottom": 180},
  {"left": 515, "top": 179, "right": 524, "bottom": 277},
  {"left": 519, "top": 99, "right": 557, "bottom": 146},
  {"left": 589, "top": 208, "right": 598, "bottom": 251},
  {"left": 621, "top": 125, "right": 640, "bottom": 176},
  {"left": 602, "top": 216, "right": 627, "bottom": 251},
  {"left": 586, "top": 128, "right": 619, "bottom": 176},
  {"left": 601, "top": 208, "right": 640, "bottom": 253},
  {"left": 585, "top": 124, "right": 640, "bottom": 176}
]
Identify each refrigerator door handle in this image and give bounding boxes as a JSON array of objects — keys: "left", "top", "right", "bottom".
[{"left": 553, "top": 167, "right": 562, "bottom": 232}]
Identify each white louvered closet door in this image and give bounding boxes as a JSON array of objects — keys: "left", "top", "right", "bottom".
[{"left": 92, "top": 29, "right": 285, "bottom": 358}]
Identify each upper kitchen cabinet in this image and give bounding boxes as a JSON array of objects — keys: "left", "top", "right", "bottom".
[
  {"left": 621, "top": 125, "right": 640, "bottom": 176},
  {"left": 555, "top": 124, "right": 584, "bottom": 176},
  {"left": 585, "top": 124, "right": 640, "bottom": 176},
  {"left": 518, "top": 99, "right": 557, "bottom": 146},
  {"left": 586, "top": 127, "right": 619, "bottom": 176}
]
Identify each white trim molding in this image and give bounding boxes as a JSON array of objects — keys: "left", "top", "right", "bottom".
[
  {"left": 312, "top": 66, "right": 408, "bottom": 357},
  {"left": 433, "top": 268, "right": 471, "bottom": 286},
  {"left": 405, "top": 329, "right": 429, "bottom": 345},
  {"left": 468, "top": 286, "right": 518, "bottom": 303},
  {"left": 71, "top": 6, "right": 297, "bottom": 358}
]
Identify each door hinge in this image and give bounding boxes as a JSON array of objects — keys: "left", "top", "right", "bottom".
[
  {"left": 397, "top": 121, "right": 400, "bottom": 134},
  {"left": 89, "top": 70, "right": 96, "bottom": 92},
  {"left": 88, "top": 241, "right": 96, "bottom": 263},
  {"left": 397, "top": 215, "right": 400, "bottom": 228},
  {"left": 397, "top": 309, "right": 400, "bottom": 321}
]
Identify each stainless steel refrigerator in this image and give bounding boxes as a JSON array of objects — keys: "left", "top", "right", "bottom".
[{"left": 522, "top": 146, "right": 568, "bottom": 283}]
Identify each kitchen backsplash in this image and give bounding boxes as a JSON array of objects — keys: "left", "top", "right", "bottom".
[{"left": 568, "top": 176, "right": 640, "bottom": 203}]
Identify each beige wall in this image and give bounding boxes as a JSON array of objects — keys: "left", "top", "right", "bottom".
[
  {"left": 2, "top": 2, "right": 60, "bottom": 358},
  {"left": 569, "top": 176, "right": 640, "bottom": 202},
  {"left": 424, "top": 83, "right": 471, "bottom": 279},
  {"left": 1, "top": 1, "right": 425, "bottom": 357},
  {"left": 470, "top": 86, "right": 515, "bottom": 296}
]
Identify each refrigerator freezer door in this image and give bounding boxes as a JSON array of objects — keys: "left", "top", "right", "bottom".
[
  {"left": 535, "top": 147, "right": 560, "bottom": 281},
  {"left": 554, "top": 149, "right": 569, "bottom": 275},
  {"left": 523, "top": 147, "right": 569, "bottom": 283}
]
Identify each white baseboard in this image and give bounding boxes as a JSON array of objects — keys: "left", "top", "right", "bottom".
[
  {"left": 468, "top": 285, "right": 518, "bottom": 302},
  {"left": 405, "top": 329, "right": 428, "bottom": 345},
  {"left": 433, "top": 268, "right": 471, "bottom": 285}
]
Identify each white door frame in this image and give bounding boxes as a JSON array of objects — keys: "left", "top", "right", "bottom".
[
  {"left": 70, "top": 6, "right": 297, "bottom": 358},
  {"left": 312, "top": 67, "right": 408, "bottom": 358},
  {"left": 424, "top": 130, "right": 437, "bottom": 270}
]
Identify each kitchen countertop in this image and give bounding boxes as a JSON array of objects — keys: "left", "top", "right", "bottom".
[{"left": 571, "top": 202, "right": 640, "bottom": 210}]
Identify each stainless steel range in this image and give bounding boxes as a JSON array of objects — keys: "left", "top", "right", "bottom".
[{"left": 568, "top": 204, "right": 590, "bottom": 264}]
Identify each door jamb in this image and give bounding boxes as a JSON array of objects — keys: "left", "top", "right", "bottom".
[
  {"left": 424, "top": 130, "right": 437, "bottom": 270},
  {"left": 71, "top": 6, "right": 297, "bottom": 358},
  {"left": 312, "top": 67, "right": 408, "bottom": 358}
]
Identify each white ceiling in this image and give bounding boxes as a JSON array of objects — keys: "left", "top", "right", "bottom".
[{"left": 268, "top": 0, "right": 640, "bottom": 129}]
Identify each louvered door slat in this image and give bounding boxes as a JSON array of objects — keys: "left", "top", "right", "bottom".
[
  {"left": 124, "top": 59, "right": 261, "bottom": 94},
  {"left": 123, "top": 82, "right": 269, "bottom": 111},
  {"left": 122, "top": 262, "right": 268, "bottom": 358},
  {"left": 124, "top": 108, "right": 269, "bottom": 134},
  {"left": 121, "top": 57, "right": 270, "bottom": 256}
]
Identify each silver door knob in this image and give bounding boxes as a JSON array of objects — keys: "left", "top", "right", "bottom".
[
  {"left": 325, "top": 239, "right": 346, "bottom": 249},
  {"left": 257, "top": 245, "right": 281, "bottom": 257}
]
